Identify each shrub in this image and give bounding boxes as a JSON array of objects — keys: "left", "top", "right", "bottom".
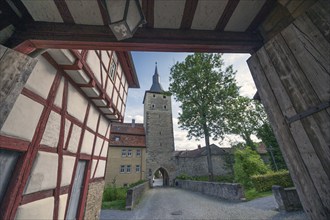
[
  {"left": 251, "top": 170, "right": 294, "bottom": 192},
  {"left": 233, "top": 147, "right": 269, "bottom": 188},
  {"left": 128, "top": 179, "right": 147, "bottom": 188},
  {"left": 103, "top": 186, "right": 127, "bottom": 202}
]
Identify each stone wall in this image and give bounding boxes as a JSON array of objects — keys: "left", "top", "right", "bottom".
[
  {"left": 125, "top": 181, "right": 149, "bottom": 210},
  {"left": 175, "top": 180, "right": 245, "bottom": 201},
  {"left": 272, "top": 185, "right": 302, "bottom": 212},
  {"left": 175, "top": 155, "right": 232, "bottom": 177},
  {"left": 84, "top": 180, "right": 105, "bottom": 220}
]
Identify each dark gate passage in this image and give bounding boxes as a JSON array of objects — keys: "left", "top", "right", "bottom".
[{"left": 153, "top": 167, "right": 169, "bottom": 187}]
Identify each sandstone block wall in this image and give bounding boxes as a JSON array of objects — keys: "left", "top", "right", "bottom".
[
  {"left": 84, "top": 180, "right": 105, "bottom": 220},
  {"left": 125, "top": 181, "right": 149, "bottom": 210}
]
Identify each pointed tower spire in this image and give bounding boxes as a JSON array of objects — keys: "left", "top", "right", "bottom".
[{"left": 150, "top": 62, "right": 164, "bottom": 92}]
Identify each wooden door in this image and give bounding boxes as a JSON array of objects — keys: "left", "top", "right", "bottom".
[
  {"left": 66, "top": 160, "right": 86, "bottom": 220},
  {"left": 247, "top": 1, "right": 330, "bottom": 219}
]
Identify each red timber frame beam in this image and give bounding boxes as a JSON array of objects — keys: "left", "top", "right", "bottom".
[{"left": 11, "top": 22, "right": 263, "bottom": 53}]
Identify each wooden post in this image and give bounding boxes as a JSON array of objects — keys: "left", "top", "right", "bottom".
[
  {"left": 247, "top": 1, "right": 330, "bottom": 219},
  {"left": 0, "top": 45, "right": 38, "bottom": 129}
]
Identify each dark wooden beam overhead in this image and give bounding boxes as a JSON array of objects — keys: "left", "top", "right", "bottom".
[
  {"left": 247, "top": 0, "right": 277, "bottom": 32},
  {"left": 180, "top": 0, "right": 199, "bottom": 29},
  {"left": 54, "top": 0, "right": 75, "bottom": 23},
  {"left": 142, "top": 0, "right": 154, "bottom": 28},
  {"left": 216, "top": 0, "right": 240, "bottom": 31},
  {"left": 97, "top": 0, "right": 110, "bottom": 25},
  {"left": 12, "top": 22, "right": 263, "bottom": 53}
]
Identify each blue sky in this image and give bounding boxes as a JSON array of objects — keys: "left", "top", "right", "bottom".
[{"left": 124, "top": 52, "right": 257, "bottom": 150}]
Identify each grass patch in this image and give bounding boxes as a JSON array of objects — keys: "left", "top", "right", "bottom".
[
  {"left": 102, "top": 200, "right": 126, "bottom": 210},
  {"left": 244, "top": 188, "right": 273, "bottom": 201}
]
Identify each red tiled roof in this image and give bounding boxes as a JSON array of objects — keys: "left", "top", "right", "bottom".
[{"left": 109, "top": 122, "right": 146, "bottom": 147}]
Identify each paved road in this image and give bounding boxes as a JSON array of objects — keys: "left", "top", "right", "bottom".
[{"left": 101, "top": 188, "right": 307, "bottom": 220}]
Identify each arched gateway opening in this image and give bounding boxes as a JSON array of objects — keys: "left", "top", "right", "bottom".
[{"left": 152, "top": 168, "right": 169, "bottom": 187}]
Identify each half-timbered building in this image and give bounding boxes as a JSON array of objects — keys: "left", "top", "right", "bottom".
[{"left": 0, "top": 47, "right": 138, "bottom": 219}]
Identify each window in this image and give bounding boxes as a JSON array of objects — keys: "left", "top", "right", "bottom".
[
  {"left": 120, "top": 165, "right": 125, "bottom": 173},
  {"left": 136, "top": 149, "right": 141, "bottom": 157},
  {"left": 152, "top": 104, "right": 155, "bottom": 108},
  {"left": 136, "top": 165, "right": 140, "bottom": 172},
  {"left": 126, "top": 165, "right": 131, "bottom": 173},
  {"left": 115, "top": 136, "right": 120, "bottom": 141},
  {"left": 163, "top": 95, "right": 166, "bottom": 99},
  {"left": 153, "top": 94, "right": 155, "bottom": 97},
  {"left": 123, "top": 183, "right": 128, "bottom": 187},
  {"left": 109, "top": 61, "right": 116, "bottom": 79},
  {"left": 121, "top": 149, "right": 126, "bottom": 157},
  {"left": 127, "top": 149, "right": 132, "bottom": 157},
  {"left": 164, "top": 105, "right": 167, "bottom": 109}
]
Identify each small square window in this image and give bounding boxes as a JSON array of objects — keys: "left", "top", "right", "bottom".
[
  {"left": 121, "top": 149, "right": 126, "bottom": 157},
  {"left": 127, "top": 149, "right": 132, "bottom": 157},
  {"left": 115, "top": 136, "right": 120, "bottom": 141},
  {"left": 123, "top": 183, "right": 128, "bottom": 187},
  {"left": 136, "top": 149, "right": 141, "bottom": 157},
  {"left": 136, "top": 165, "right": 140, "bottom": 172},
  {"left": 164, "top": 105, "right": 167, "bottom": 109},
  {"left": 120, "top": 165, "right": 125, "bottom": 173},
  {"left": 153, "top": 94, "right": 156, "bottom": 97},
  {"left": 126, "top": 165, "right": 131, "bottom": 173},
  {"left": 152, "top": 104, "right": 155, "bottom": 108},
  {"left": 163, "top": 96, "right": 166, "bottom": 99}
]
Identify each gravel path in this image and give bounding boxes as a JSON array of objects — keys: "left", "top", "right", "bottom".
[{"left": 100, "top": 188, "right": 307, "bottom": 220}]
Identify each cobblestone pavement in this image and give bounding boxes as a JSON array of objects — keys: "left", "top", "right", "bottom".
[{"left": 100, "top": 187, "right": 307, "bottom": 220}]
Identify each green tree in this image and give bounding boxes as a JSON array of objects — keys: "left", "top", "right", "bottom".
[
  {"left": 234, "top": 147, "right": 269, "bottom": 188},
  {"left": 257, "top": 123, "right": 287, "bottom": 170},
  {"left": 225, "top": 97, "right": 267, "bottom": 149},
  {"left": 169, "top": 53, "right": 239, "bottom": 181}
]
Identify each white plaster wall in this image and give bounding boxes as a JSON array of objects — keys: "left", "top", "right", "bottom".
[
  {"left": 1, "top": 95, "right": 43, "bottom": 141},
  {"left": 61, "top": 155, "right": 75, "bottom": 187},
  {"left": 81, "top": 130, "right": 94, "bottom": 155},
  {"left": 15, "top": 197, "right": 54, "bottom": 220},
  {"left": 90, "top": 159, "right": 97, "bottom": 178},
  {"left": 25, "top": 56, "right": 57, "bottom": 99},
  {"left": 40, "top": 111, "right": 61, "bottom": 148},
  {"left": 48, "top": 49, "right": 75, "bottom": 65},
  {"left": 93, "top": 137, "right": 103, "bottom": 157},
  {"left": 191, "top": 0, "right": 228, "bottom": 30},
  {"left": 98, "top": 117, "right": 109, "bottom": 137},
  {"left": 87, "top": 105, "right": 99, "bottom": 132},
  {"left": 54, "top": 78, "right": 64, "bottom": 108},
  {"left": 94, "top": 160, "right": 106, "bottom": 178},
  {"left": 67, "top": 83, "right": 88, "bottom": 122},
  {"left": 86, "top": 51, "right": 102, "bottom": 85},
  {"left": 67, "top": 124, "right": 81, "bottom": 153},
  {"left": 101, "top": 141, "right": 109, "bottom": 157},
  {"left": 154, "top": 0, "right": 185, "bottom": 29},
  {"left": 106, "top": 80, "right": 114, "bottom": 97},
  {"left": 58, "top": 194, "right": 68, "bottom": 220},
  {"left": 63, "top": 119, "right": 71, "bottom": 146},
  {"left": 22, "top": 0, "right": 63, "bottom": 22},
  {"left": 66, "top": 1, "right": 103, "bottom": 25},
  {"left": 24, "top": 152, "right": 58, "bottom": 194},
  {"left": 225, "top": 0, "right": 266, "bottom": 31}
]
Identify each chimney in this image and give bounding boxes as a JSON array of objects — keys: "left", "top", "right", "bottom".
[
  {"left": 198, "top": 144, "right": 201, "bottom": 149},
  {"left": 132, "top": 119, "right": 135, "bottom": 127}
]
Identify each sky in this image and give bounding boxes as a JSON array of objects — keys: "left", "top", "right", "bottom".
[{"left": 124, "top": 52, "right": 257, "bottom": 151}]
